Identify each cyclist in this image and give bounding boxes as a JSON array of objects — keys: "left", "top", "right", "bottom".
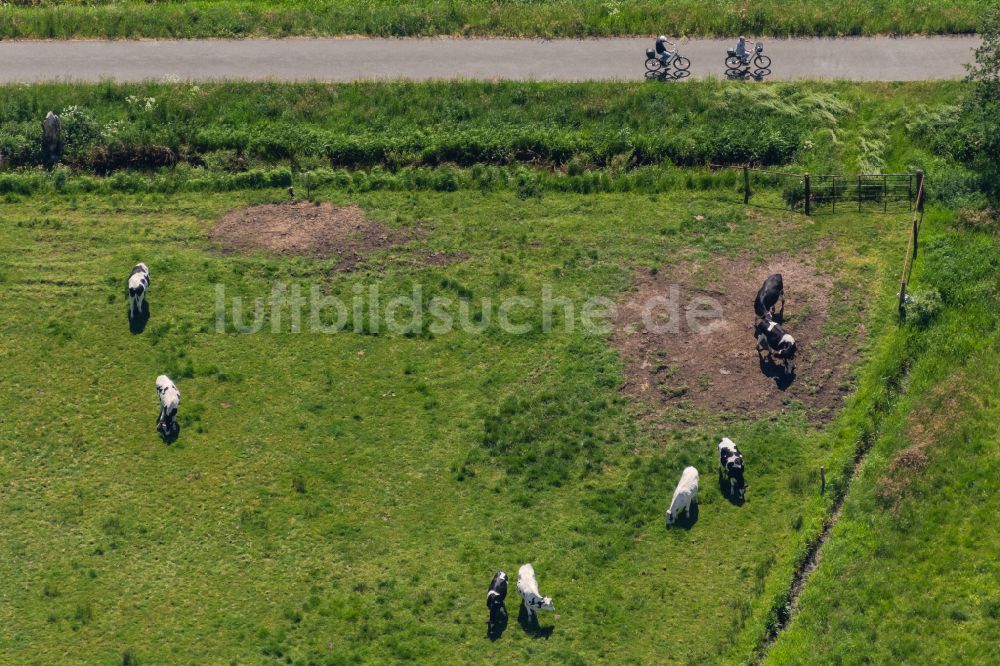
[
  {"left": 734, "top": 36, "right": 751, "bottom": 65},
  {"left": 655, "top": 35, "right": 677, "bottom": 68}
]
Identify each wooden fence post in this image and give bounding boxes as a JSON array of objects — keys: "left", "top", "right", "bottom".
[
  {"left": 915, "top": 169, "right": 925, "bottom": 213},
  {"left": 804, "top": 173, "right": 811, "bottom": 216},
  {"left": 743, "top": 164, "right": 751, "bottom": 204}
]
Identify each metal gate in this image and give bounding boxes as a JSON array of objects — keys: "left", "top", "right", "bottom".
[{"left": 809, "top": 173, "right": 916, "bottom": 214}]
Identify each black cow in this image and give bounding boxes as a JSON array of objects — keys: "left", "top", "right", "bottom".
[
  {"left": 486, "top": 571, "right": 508, "bottom": 635},
  {"left": 755, "top": 316, "right": 797, "bottom": 375},
  {"left": 754, "top": 273, "right": 784, "bottom": 319},
  {"left": 718, "top": 438, "right": 746, "bottom": 500}
]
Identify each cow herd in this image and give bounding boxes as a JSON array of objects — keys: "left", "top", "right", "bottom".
[
  {"left": 122, "top": 261, "right": 796, "bottom": 637},
  {"left": 485, "top": 564, "right": 555, "bottom": 637},
  {"left": 124, "top": 261, "right": 182, "bottom": 440},
  {"left": 484, "top": 273, "right": 796, "bottom": 635},
  {"left": 753, "top": 273, "right": 797, "bottom": 376}
]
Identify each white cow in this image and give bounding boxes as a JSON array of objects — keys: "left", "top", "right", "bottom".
[
  {"left": 155, "top": 375, "right": 180, "bottom": 436},
  {"left": 516, "top": 563, "right": 554, "bottom": 619},
  {"left": 666, "top": 466, "right": 699, "bottom": 526},
  {"left": 127, "top": 262, "right": 150, "bottom": 318}
]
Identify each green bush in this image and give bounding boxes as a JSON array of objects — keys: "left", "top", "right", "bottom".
[{"left": 904, "top": 287, "right": 943, "bottom": 328}]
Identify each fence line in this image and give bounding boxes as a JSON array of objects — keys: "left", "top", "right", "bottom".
[
  {"left": 898, "top": 171, "right": 926, "bottom": 317},
  {"left": 708, "top": 164, "right": 919, "bottom": 215}
]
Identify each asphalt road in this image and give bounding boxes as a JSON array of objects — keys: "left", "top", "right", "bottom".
[{"left": 0, "top": 36, "right": 979, "bottom": 83}]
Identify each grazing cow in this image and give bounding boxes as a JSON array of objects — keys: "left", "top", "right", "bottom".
[
  {"left": 516, "top": 563, "right": 554, "bottom": 620},
  {"left": 755, "top": 316, "right": 797, "bottom": 376},
  {"left": 486, "top": 571, "right": 508, "bottom": 633},
  {"left": 718, "top": 437, "right": 747, "bottom": 500},
  {"left": 754, "top": 273, "right": 784, "bottom": 319},
  {"left": 155, "top": 375, "right": 180, "bottom": 436},
  {"left": 127, "top": 263, "right": 150, "bottom": 318},
  {"left": 666, "top": 466, "right": 699, "bottom": 526}
]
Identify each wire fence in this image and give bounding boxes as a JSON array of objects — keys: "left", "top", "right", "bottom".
[
  {"left": 710, "top": 165, "right": 923, "bottom": 216},
  {"left": 898, "top": 174, "right": 926, "bottom": 317}
]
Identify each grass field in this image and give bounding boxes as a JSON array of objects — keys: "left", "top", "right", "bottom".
[
  {"left": 0, "top": 0, "right": 987, "bottom": 39},
  {"left": 0, "top": 177, "right": 948, "bottom": 664},
  {"left": 2, "top": 76, "right": 998, "bottom": 663}
]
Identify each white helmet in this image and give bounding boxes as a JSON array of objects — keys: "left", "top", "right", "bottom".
[{"left": 658, "top": 35, "right": 667, "bottom": 42}]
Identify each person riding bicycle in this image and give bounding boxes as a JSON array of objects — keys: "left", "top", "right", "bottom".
[
  {"left": 655, "top": 35, "right": 676, "bottom": 68},
  {"left": 734, "top": 36, "right": 751, "bottom": 65}
]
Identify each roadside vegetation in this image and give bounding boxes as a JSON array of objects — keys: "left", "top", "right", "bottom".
[
  {"left": 0, "top": 0, "right": 986, "bottom": 39},
  {"left": 0, "top": 80, "right": 981, "bottom": 206}
]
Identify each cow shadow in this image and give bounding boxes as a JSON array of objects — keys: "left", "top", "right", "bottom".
[
  {"left": 758, "top": 355, "right": 795, "bottom": 390},
  {"left": 128, "top": 301, "right": 150, "bottom": 334},
  {"left": 158, "top": 422, "right": 180, "bottom": 445},
  {"left": 517, "top": 603, "right": 554, "bottom": 638},
  {"left": 486, "top": 608, "right": 508, "bottom": 641},
  {"left": 718, "top": 469, "right": 746, "bottom": 507},
  {"left": 669, "top": 502, "right": 699, "bottom": 530}
]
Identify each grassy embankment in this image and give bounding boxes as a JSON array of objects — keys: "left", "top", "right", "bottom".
[
  {"left": 0, "top": 0, "right": 986, "bottom": 39},
  {"left": 762, "top": 214, "right": 1000, "bottom": 664},
  {"left": 0, "top": 81, "right": 980, "bottom": 206}
]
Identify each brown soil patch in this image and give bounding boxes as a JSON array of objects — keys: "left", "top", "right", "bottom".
[
  {"left": 613, "top": 255, "right": 860, "bottom": 423},
  {"left": 210, "top": 203, "right": 418, "bottom": 270}
]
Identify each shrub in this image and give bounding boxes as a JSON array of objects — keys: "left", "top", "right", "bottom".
[
  {"left": 782, "top": 179, "right": 806, "bottom": 210},
  {"left": 904, "top": 288, "right": 943, "bottom": 328}
]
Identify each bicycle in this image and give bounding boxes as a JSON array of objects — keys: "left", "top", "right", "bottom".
[
  {"left": 644, "top": 41, "right": 691, "bottom": 81},
  {"left": 724, "top": 41, "right": 771, "bottom": 80}
]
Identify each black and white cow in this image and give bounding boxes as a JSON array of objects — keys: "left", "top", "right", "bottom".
[
  {"left": 754, "top": 273, "right": 784, "bottom": 319},
  {"left": 755, "top": 316, "right": 796, "bottom": 376},
  {"left": 718, "top": 437, "right": 746, "bottom": 500},
  {"left": 127, "top": 263, "right": 150, "bottom": 318},
  {"left": 486, "top": 571, "right": 508, "bottom": 634},
  {"left": 155, "top": 374, "right": 180, "bottom": 436},
  {"left": 517, "top": 563, "right": 554, "bottom": 620}
]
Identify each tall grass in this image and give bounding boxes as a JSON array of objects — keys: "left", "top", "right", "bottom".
[
  {"left": 0, "top": 1, "right": 986, "bottom": 39},
  {"left": 0, "top": 80, "right": 970, "bottom": 179}
]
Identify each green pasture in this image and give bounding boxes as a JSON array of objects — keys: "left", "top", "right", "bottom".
[{"left": 0, "top": 183, "right": 921, "bottom": 664}]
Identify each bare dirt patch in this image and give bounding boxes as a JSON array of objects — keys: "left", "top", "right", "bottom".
[
  {"left": 210, "top": 202, "right": 420, "bottom": 270},
  {"left": 613, "top": 255, "right": 860, "bottom": 423}
]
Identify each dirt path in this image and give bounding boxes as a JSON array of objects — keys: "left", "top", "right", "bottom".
[{"left": 0, "top": 36, "right": 978, "bottom": 83}]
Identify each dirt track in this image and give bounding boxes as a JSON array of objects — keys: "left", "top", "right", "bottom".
[{"left": 0, "top": 36, "right": 978, "bottom": 83}]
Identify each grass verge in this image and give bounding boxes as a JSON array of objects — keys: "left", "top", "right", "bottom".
[{"left": 0, "top": 1, "right": 986, "bottom": 39}]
